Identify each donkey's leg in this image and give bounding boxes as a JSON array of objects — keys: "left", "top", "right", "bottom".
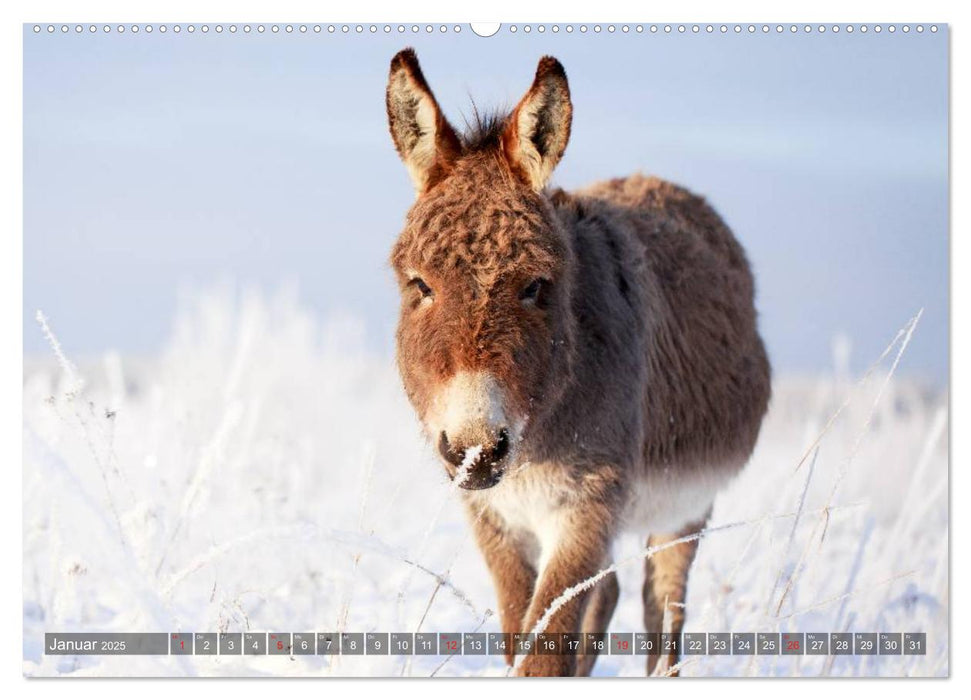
[
  {"left": 642, "top": 508, "right": 711, "bottom": 677},
  {"left": 517, "top": 503, "right": 617, "bottom": 677},
  {"left": 574, "top": 569, "right": 619, "bottom": 677},
  {"left": 467, "top": 505, "right": 537, "bottom": 668}
]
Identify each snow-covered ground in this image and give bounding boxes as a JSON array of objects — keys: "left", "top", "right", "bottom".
[{"left": 22, "top": 290, "right": 948, "bottom": 677}]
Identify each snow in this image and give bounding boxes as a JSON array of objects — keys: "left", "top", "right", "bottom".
[{"left": 22, "top": 290, "right": 948, "bottom": 677}]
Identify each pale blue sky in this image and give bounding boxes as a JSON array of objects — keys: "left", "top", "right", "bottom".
[{"left": 24, "top": 26, "right": 948, "bottom": 382}]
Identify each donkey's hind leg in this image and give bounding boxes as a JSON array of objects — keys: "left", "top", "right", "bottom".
[
  {"left": 642, "top": 509, "right": 711, "bottom": 677},
  {"left": 574, "top": 570, "right": 619, "bottom": 676}
]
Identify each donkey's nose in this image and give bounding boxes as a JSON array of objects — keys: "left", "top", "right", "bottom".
[
  {"left": 438, "top": 428, "right": 510, "bottom": 465},
  {"left": 438, "top": 428, "right": 511, "bottom": 489}
]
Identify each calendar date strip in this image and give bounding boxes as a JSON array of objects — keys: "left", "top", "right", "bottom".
[{"left": 45, "top": 631, "right": 927, "bottom": 656}]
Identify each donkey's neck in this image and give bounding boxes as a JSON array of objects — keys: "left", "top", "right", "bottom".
[{"left": 519, "top": 189, "right": 652, "bottom": 469}]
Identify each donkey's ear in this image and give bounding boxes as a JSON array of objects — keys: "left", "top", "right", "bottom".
[
  {"left": 502, "top": 56, "right": 573, "bottom": 192},
  {"left": 386, "top": 48, "right": 462, "bottom": 195}
]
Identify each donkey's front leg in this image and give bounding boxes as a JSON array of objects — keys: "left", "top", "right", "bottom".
[
  {"left": 467, "top": 504, "right": 538, "bottom": 667},
  {"left": 517, "top": 507, "right": 615, "bottom": 677}
]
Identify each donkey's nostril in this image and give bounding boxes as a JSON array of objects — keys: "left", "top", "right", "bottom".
[
  {"left": 438, "top": 431, "right": 466, "bottom": 467},
  {"left": 490, "top": 428, "right": 510, "bottom": 463}
]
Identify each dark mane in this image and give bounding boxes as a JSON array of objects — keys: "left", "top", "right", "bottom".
[{"left": 459, "top": 105, "right": 509, "bottom": 153}]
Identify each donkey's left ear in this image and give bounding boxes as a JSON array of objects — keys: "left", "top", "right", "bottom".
[
  {"left": 386, "top": 48, "right": 462, "bottom": 195},
  {"left": 502, "top": 56, "right": 573, "bottom": 192}
]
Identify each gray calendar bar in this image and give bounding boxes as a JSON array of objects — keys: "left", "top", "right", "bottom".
[{"left": 43, "top": 631, "right": 928, "bottom": 655}]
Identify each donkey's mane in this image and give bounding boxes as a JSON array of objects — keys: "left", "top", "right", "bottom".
[{"left": 459, "top": 104, "right": 509, "bottom": 153}]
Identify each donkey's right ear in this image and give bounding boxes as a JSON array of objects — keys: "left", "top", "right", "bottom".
[{"left": 386, "top": 49, "right": 462, "bottom": 195}]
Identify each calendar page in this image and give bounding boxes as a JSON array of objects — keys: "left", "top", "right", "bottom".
[{"left": 21, "top": 18, "right": 948, "bottom": 679}]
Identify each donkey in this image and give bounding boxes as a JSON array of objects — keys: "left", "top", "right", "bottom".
[{"left": 386, "top": 49, "right": 771, "bottom": 677}]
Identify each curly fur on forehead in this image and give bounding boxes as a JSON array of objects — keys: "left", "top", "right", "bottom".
[{"left": 390, "top": 154, "right": 570, "bottom": 284}]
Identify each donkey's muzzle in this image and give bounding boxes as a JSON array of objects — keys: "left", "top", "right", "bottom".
[{"left": 438, "top": 428, "right": 511, "bottom": 489}]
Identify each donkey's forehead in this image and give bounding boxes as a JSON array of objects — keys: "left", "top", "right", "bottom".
[{"left": 395, "top": 170, "right": 564, "bottom": 275}]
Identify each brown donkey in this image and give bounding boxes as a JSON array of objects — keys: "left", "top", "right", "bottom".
[{"left": 386, "top": 49, "right": 771, "bottom": 677}]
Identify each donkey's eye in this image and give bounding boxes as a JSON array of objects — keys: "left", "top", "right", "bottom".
[
  {"left": 520, "top": 278, "right": 548, "bottom": 304},
  {"left": 409, "top": 277, "right": 433, "bottom": 299}
]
